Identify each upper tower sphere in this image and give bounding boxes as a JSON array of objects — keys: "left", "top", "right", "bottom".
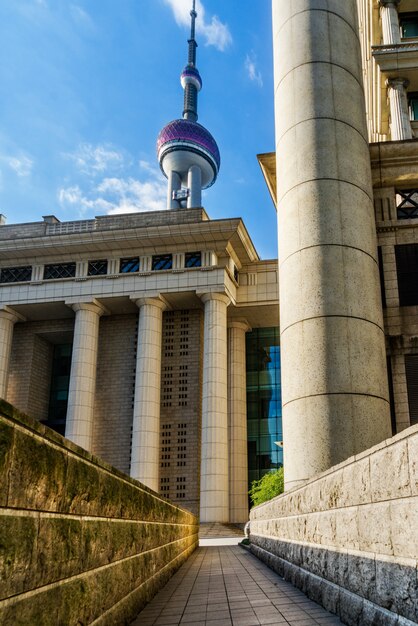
[
  {"left": 157, "top": 0, "right": 220, "bottom": 209},
  {"left": 157, "top": 119, "right": 220, "bottom": 189}
]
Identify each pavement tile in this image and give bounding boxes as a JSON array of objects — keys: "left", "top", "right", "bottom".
[{"left": 133, "top": 545, "right": 343, "bottom": 626}]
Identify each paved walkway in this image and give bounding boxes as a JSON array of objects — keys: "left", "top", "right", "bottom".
[
  {"left": 199, "top": 523, "right": 245, "bottom": 546},
  {"left": 132, "top": 546, "right": 343, "bottom": 626}
]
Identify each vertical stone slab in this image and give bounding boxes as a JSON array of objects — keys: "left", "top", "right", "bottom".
[
  {"left": 200, "top": 292, "right": 229, "bottom": 522},
  {"left": 0, "top": 307, "right": 24, "bottom": 399},
  {"left": 130, "top": 296, "right": 167, "bottom": 492},
  {"left": 228, "top": 320, "right": 251, "bottom": 523},
  {"left": 65, "top": 301, "right": 107, "bottom": 451},
  {"left": 272, "top": 0, "right": 392, "bottom": 489}
]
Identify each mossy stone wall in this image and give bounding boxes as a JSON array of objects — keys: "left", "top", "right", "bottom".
[{"left": 0, "top": 399, "right": 198, "bottom": 625}]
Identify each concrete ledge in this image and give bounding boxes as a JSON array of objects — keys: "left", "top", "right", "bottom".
[
  {"left": 250, "top": 426, "right": 418, "bottom": 625},
  {"left": 250, "top": 544, "right": 417, "bottom": 626}
]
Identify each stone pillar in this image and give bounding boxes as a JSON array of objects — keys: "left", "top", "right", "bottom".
[
  {"left": 187, "top": 165, "right": 202, "bottom": 208},
  {"left": 130, "top": 296, "right": 167, "bottom": 492},
  {"left": 387, "top": 78, "right": 412, "bottom": 140},
  {"left": 272, "top": 0, "right": 392, "bottom": 490},
  {"left": 65, "top": 300, "right": 106, "bottom": 450},
  {"left": 167, "top": 170, "right": 181, "bottom": 209},
  {"left": 228, "top": 320, "right": 251, "bottom": 523},
  {"left": 200, "top": 292, "right": 230, "bottom": 522},
  {"left": 379, "top": 0, "right": 401, "bottom": 45},
  {"left": 0, "top": 306, "right": 24, "bottom": 399}
]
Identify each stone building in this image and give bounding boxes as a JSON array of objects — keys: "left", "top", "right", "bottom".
[
  {"left": 0, "top": 3, "right": 280, "bottom": 524},
  {"left": 259, "top": 0, "right": 418, "bottom": 489}
]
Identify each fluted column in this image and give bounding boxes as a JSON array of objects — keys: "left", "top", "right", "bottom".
[
  {"left": 65, "top": 300, "right": 106, "bottom": 450},
  {"left": 130, "top": 296, "right": 167, "bottom": 492},
  {"left": 0, "top": 306, "right": 24, "bottom": 399},
  {"left": 273, "top": 0, "right": 391, "bottom": 490},
  {"left": 200, "top": 292, "right": 230, "bottom": 522},
  {"left": 228, "top": 320, "right": 251, "bottom": 523},
  {"left": 379, "top": 0, "right": 401, "bottom": 45},
  {"left": 387, "top": 77, "right": 412, "bottom": 140}
]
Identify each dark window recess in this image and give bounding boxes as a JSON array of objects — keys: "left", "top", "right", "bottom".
[
  {"left": 120, "top": 257, "right": 139, "bottom": 273},
  {"left": 378, "top": 246, "right": 386, "bottom": 308},
  {"left": 234, "top": 266, "right": 239, "bottom": 282},
  {"left": 408, "top": 92, "right": 418, "bottom": 121},
  {"left": 400, "top": 13, "right": 418, "bottom": 39},
  {"left": 405, "top": 354, "right": 418, "bottom": 426},
  {"left": 42, "top": 343, "right": 72, "bottom": 436},
  {"left": 0, "top": 265, "right": 32, "bottom": 283},
  {"left": 396, "top": 189, "right": 418, "bottom": 219},
  {"left": 88, "top": 259, "right": 108, "bottom": 276},
  {"left": 152, "top": 254, "right": 172, "bottom": 271},
  {"left": 387, "top": 356, "right": 397, "bottom": 435},
  {"left": 395, "top": 244, "right": 418, "bottom": 306},
  {"left": 44, "top": 263, "right": 76, "bottom": 280},
  {"left": 185, "top": 251, "right": 201, "bottom": 268}
]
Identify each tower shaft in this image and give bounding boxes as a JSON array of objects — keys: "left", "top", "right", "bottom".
[{"left": 272, "top": 0, "right": 392, "bottom": 489}]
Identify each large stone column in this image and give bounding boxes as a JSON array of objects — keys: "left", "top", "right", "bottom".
[
  {"left": 387, "top": 78, "right": 413, "bottom": 140},
  {"left": 65, "top": 300, "right": 106, "bottom": 450},
  {"left": 0, "top": 306, "right": 24, "bottom": 399},
  {"left": 379, "top": 0, "right": 401, "bottom": 45},
  {"left": 273, "top": 0, "right": 392, "bottom": 489},
  {"left": 130, "top": 296, "right": 167, "bottom": 492},
  {"left": 228, "top": 320, "right": 251, "bottom": 523},
  {"left": 200, "top": 292, "right": 230, "bottom": 522}
]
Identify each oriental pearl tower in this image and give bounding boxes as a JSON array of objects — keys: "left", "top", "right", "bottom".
[{"left": 157, "top": 0, "right": 220, "bottom": 209}]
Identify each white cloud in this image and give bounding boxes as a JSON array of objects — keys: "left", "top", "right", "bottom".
[
  {"left": 70, "top": 4, "right": 95, "bottom": 30},
  {"left": 58, "top": 160, "right": 167, "bottom": 217},
  {"left": 163, "top": 0, "right": 232, "bottom": 51},
  {"left": 245, "top": 52, "right": 263, "bottom": 88},
  {"left": 63, "top": 143, "right": 125, "bottom": 176},
  {"left": 6, "top": 155, "right": 34, "bottom": 177}
]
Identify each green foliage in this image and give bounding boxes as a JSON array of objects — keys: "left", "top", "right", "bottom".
[{"left": 249, "top": 468, "right": 284, "bottom": 507}]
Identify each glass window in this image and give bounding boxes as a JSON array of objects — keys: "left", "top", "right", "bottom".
[
  {"left": 88, "top": 259, "right": 108, "bottom": 276},
  {"left": 44, "top": 263, "right": 76, "bottom": 280},
  {"left": 152, "top": 254, "right": 172, "bottom": 271},
  {"left": 246, "top": 328, "right": 283, "bottom": 494},
  {"left": 120, "top": 257, "right": 139, "bottom": 273},
  {"left": 405, "top": 354, "right": 418, "bottom": 426},
  {"left": 43, "top": 343, "right": 72, "bottom": 436},
  {"left": 185, "top": 252, "right": 201, "bottom": 268},
  {"left": 0, "top": 266, "right": 32, "bottom": 283},
  {"left": 396, "top": 189, "right": 418, "bottom": 219},
  {"left": 400, "top": 13, "right": 418, "bottom": 39},
  {"left": 408, "top": 93, "right": 418, "bottom": 121},
  {"left": 395, "top": 244, "right": 418, "bottom": 306}
]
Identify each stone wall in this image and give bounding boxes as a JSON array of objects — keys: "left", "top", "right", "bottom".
[
  {"left": 250, "top": 426, "right": 418, "bottom": 626},
  {"left": 0, "top": 399, "right": 198, "bottom": 625}
]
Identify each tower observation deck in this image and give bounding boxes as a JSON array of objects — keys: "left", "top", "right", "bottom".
[{"left": 157, "top": 0, "right": 220, "bottom": 209}]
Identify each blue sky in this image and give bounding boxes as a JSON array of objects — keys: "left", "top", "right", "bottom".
[{"left": 0, "top": 0, "right": 277, "bottom": 259}]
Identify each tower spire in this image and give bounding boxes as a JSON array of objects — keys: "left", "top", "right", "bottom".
[
  {"left": 157, "top": 0, "right": 220, "bottom": 210},
  {"left": 181, "top": 0, "right": 202, "bottom": 122}
]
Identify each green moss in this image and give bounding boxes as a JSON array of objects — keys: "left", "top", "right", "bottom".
[{"left": 0, "top": 515, "right": 38, "bottom": 598}]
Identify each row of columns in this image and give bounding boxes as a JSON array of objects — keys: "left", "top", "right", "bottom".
[
  {"left": 379, "top": 0, "right": 413, "bottom": 140},
  {"left": 0, "top": 293, "right": 250, "bottom": 523}
]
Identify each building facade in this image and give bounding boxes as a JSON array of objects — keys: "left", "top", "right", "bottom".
[
  {"left": 0, "top": 209, "right": 279, "bottom": 522},
  {"left": 259, "top": 0, "right": 418, "bottom": 489}
]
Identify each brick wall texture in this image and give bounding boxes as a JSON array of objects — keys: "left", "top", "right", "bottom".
[{"left": 6, "top": 309, "right": 204, "bottom": 511}]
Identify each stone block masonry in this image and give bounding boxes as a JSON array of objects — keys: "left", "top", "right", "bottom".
[
  {"left": 250, "top": 424, "right": 418, "bottom": 625},
  {"left": 0, "top": 399, "right": 198, "bottom": 625}
]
